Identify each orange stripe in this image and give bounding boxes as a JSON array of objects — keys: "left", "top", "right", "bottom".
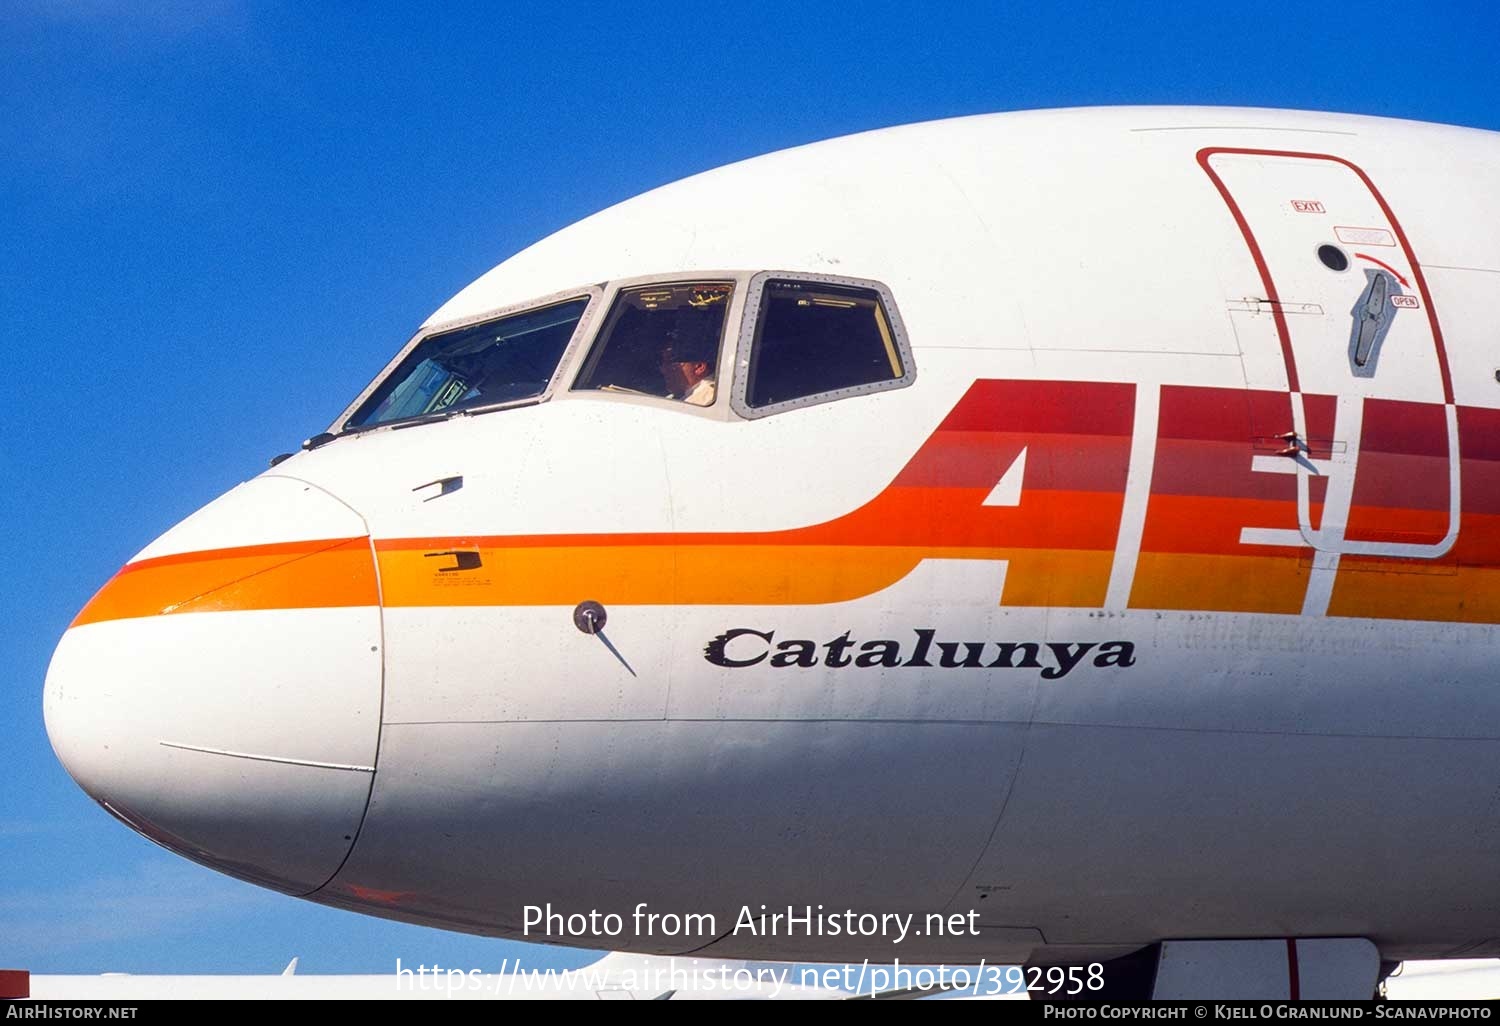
[
  {"left": 1329, "top": 561, "right": 1500, "bottom": 624},
  {"left": 1001, "top": 549, "right": 1114, "bottom": 607},
  {"left": 72, "top": 533, "right": 1121, "bottom": 623},
  {"left": 73, "top": 513, "right": 1500, "bottom": 627},
  {"left": 380, "top": 543, "right": 980, "bottom": 607},
  {"left": 74, "top": 536, "right": 1112, "bottom": 624},
  {"left": 375, "top": 543, "right": 1113, "bottom": 608},
  {"left": 1129, "top": 552, "right": 1310, "bottom": 615},
  {"left": 1139, "top": 495, "right": 1313, "bottom": 556},
  {"left": 72, "top": 537, "right": 377, "bottom": 627}
]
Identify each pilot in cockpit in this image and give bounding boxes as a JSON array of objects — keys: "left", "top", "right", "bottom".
[
  {"left": 567, "top": 281, "right": 731, "bottom": 406},
  {"left": 658, "top": 312, "right": 718, "bottom": 407}
]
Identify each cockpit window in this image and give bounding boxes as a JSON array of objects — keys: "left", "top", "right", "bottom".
[
  {"left": 345, "top": 297, "right": 591, "bottom": 429},
  {"left": 571, "top": 282, "right": 734, "bottom": 407},
  {"left": 732, "top": 274, "right": 914, "bottom": 418}
]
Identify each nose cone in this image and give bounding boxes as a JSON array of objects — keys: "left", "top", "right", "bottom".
[{"left": 44, "top": 475, "right": 383, "bottom": 895}]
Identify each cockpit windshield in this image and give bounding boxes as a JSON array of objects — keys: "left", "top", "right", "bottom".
[
  {"left": 344, "top": 297, "right": 590, "bottom": 429},
  {"left": 571, "top": 282, "right": 733, "bottom": 406}
]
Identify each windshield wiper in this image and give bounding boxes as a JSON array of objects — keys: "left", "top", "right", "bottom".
[
  {"left": 388, "top": 411, "right": 456, "bottom": 430},
  {"left": 324, "top": 395, "right": 545, "bottom": 448}
]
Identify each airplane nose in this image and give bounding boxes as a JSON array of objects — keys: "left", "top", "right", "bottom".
[{"left": 43, "top": 475, "right": 383, "bottom": 895}]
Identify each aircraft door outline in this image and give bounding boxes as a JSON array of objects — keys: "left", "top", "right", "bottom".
[{"left": 1200, "top": 149, "right": 1462, "bottom": 606}]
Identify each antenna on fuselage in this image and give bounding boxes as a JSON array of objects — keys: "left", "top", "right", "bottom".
[{"left": 573, "top": 600, "right": 636, "bottom": 677}]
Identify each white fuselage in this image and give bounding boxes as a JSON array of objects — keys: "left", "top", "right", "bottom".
[{"left": 44, "top": 107, "right": 1500, "bottom": 965}]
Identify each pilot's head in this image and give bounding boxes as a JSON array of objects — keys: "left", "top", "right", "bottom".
[{"left": 658, "top": 314, "right": 718, "bottom": 398}]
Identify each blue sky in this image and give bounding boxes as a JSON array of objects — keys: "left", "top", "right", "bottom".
[{"left": 3, "top": 0, "right": 1498, "bottom": 976}]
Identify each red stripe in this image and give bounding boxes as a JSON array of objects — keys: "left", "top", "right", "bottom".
[
  {"left": 935, "top": 379, "right": 1135, "bottom": 435},
  {"left": 1149, "top": 438, "right": 1298, "bottom": 500},
  {"left": 119, "top": 536, "right": 366, "bottom": 575},
  {"left": 1354, "top": 251, "right": 1409, "bottom": 285},
  {"left": 0, "top": 969, "right": 28, "bottom": 999},
  {"left": 1359, "top": 398, "right": 1450, "bottom": 457}
]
